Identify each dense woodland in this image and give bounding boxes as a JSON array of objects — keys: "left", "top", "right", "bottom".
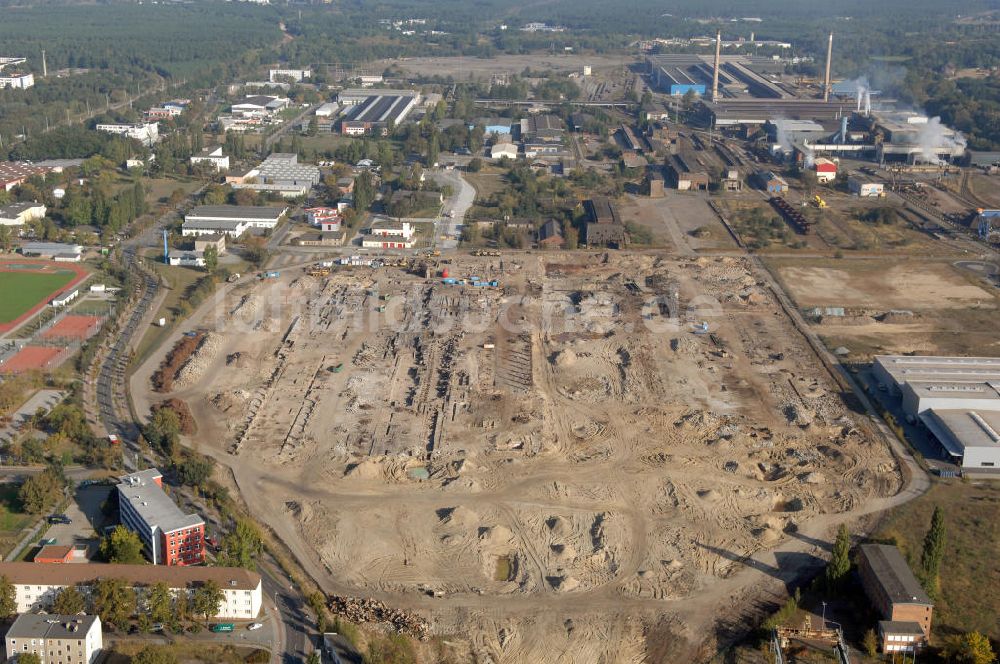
[{"left": 2, "top": 0, "right": 1000, "bottom": 152}]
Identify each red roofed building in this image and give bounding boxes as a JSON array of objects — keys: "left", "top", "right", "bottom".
[
  {"left": 34, "top": 545, "right": 75, "bottom": 564},
  {"left": 814, "top": 157, "right": 838, "bottom": 183},
  {"left": 306, "top": 207, "right": 342, "bottom": 232}
]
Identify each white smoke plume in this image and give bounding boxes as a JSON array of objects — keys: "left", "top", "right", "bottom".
[{"left": 916, "top": 116, "right": 967, "bottom": 164}]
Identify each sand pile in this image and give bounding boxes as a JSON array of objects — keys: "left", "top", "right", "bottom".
[
  {"left": 174, "top": 333, "right": 222, "bottom": 390},
  {"left": 344, "top": 458, "right": 382, "bottom": 479}
]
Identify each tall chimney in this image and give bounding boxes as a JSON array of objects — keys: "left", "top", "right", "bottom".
[
  {"left": 712, "top": 31, "right": 722, "bottom": 103},
  {"left": 41, "top": 50, "right": 47, "bottom": 78},
  {"left": 823, "top": 32, "right": 833, "bottom": 102}
]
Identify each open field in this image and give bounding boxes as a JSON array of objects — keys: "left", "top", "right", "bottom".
[
  {"left": 384, "top": 53, "right": 635, "bottom": 79},
  {"left": 133, "top": 251, "right": 902, "bottom": 660},
  {"left": 0, "top": 263, "right": 84, "bottom": 332},
  {"left": 765, "top": 256, "right": 1000, "bottom": 360},
  {"left": 875, "top": 479, "right": 1000, "bottom": 642}
]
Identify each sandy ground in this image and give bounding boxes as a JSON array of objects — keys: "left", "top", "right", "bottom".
[
  {"left": 776, "top": 262, "right": 994, "bottom": 310},
  {"left": 385, "top": 54, "right": 635, "bottom": 79},
  {"left": 132, "top": 251, "right": 903, "bottom": 661}
]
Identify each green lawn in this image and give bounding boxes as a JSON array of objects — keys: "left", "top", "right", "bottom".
[
  {"left": 875, "top": 479, "right": 1000, "bottom": 642},
  {"left": 0, "top": 270, "right": 76, "bottom": 324}
]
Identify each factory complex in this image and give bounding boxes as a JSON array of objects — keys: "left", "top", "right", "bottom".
[{"left": 874, "top": 356, "right": 1000, "bottom": 472}]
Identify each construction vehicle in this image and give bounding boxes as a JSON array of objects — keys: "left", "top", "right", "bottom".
[
  {"left": 306, "top": 266, "right": 331, "bottom": 277},
  {"left": 813, "top": 195, "right": 827, "bottom": 209}
]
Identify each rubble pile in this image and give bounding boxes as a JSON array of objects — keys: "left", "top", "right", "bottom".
[{"left": 328, "top": 595, "right": 430, "bottom": 639}]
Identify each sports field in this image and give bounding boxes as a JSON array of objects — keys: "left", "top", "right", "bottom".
[{"left": 0, "top": 262, "right": 88, "bottom": 333}]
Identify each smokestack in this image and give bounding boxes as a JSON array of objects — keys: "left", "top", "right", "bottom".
[
  {"left": 712, "top": 31, "right": 722, "bottom": 103},
  {"left": 864, "top": 90, "right": 871, "bottom": 116},
  {"left": 41, "top": 50, "right": 47, "bottom": 78},
  {"left": 823, "top": 32, "right": 833, "bottom": 102},
  {"left": 856, "top": 87, "right": 862, "bottom": 112}
]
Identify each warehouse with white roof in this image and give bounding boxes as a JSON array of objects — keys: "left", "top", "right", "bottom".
[{"left": 874, "top": 355, "right": 1000, "bottom": 472}]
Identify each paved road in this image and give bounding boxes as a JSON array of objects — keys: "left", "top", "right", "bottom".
[{"left": 429, "top": 169, "right": 476, "bottom": 249}]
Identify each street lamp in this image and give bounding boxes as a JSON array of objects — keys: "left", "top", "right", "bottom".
[{"left": 821, "top": 601, "right": 827, "bottom": 629}]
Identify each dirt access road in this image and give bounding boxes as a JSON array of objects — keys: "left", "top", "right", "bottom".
[{"left": 131, "top": 249, "right": 925, "bottom": 663}]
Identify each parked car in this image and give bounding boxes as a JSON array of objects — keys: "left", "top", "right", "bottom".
[
  {"left": 47, "top": 515, "right": 71, "bottom": 525},
  {"left": 247, "top": 623, "right": 263, "bottom": 631}
]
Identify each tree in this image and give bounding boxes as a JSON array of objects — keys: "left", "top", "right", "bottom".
[
  {"left": 467, "top": 157, "right": 483, "bottom": 173},
  {"left": 862, "top": 629, "right": 878, "bottom": 658},
  {"left": 191, "top": 581, "right": 223, "bottom": 620},
  {"left": 93, "top": 577, "right": 137, "bottom": 628},
  {"left": 175, "top": 457, "right": 214, "bottom": 488},
  {"left": 52, "top": 585, "right": 86, "bottom": 614},
  {"left": 16, "top": 655, "right": 41, "bottom": 664},
  {"left": 18, "top": 468, "right": 64, "bottom": 514},
  {"left": 0, "top": 575, "right": 16, "bottom": 618},
  {"left": 943, "top": 631, "right": 996, "bottom": 664},
  {"left": 100, "top": 525, "right": 146, "bottom": 564},
  {"left": 824, "top": 524, "right": 851, "bottom": 590},
  {"left": 427, "top": 134, "right": 440, "bottom": 167},
  {"left": 921, "top": 505, "right": 946, "bottom": 596},
  {"left": 218, "top": 518, "right": 263, "bottom": 570},
  {"left": 144, "top": 408, "right": 181, "bottom": 457},
  {"left": 203, "top": 245, "right": 218, "bottom": 273},
  {"left": 353, "top": 171, "right": 375, "bottom": 212},
  {"left": 0, "top": 225, "right": 11, "bottom": 252},
  {"left": 133, "top": 645, "right": 179, "bottom": 664},
  {"left": 147, "top": 581, "right": 173, "bottom": 624},
  {"left": 306, "top": 653, "right": 321, "bottom": 664}
]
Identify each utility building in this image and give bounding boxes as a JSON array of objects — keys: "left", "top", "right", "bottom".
[{"left": 858, "top": 544, "right": 933, "bottom": 653}]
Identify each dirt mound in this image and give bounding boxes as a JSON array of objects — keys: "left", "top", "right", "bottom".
[
  {"left": 440, "top": 506, "right": 479, "bottom": 527},
  {"left": 344, "top": 458, "right": 382, "bottom": 479},
  {"left": 547, "top": 573, "right": 580, "bottom": 592},
  {"left": 479, "top": 525, "right": 514, "bottom": 545},
  {"left": 546, "top": 515, "right": 571, "bottom": 536},
  {"left": 553, "top": 349, "right": 577, "bottom": 367}
]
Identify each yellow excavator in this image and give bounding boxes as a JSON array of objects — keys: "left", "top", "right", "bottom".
[{"left": 813, "top": 195, "right": 827, "bottom": 209}]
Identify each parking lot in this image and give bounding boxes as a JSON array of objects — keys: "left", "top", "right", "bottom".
[{"left": 36, "top": 484, "right": 113, "bottom": 559}]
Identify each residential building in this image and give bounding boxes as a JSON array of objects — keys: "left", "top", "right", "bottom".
[
  {"left": 537, "top": 219, "right": 565, "bottom": 248},
  {"left": 116, "top": 469, "right": 205, "bottom": 566},
  {"left": 848, "top": 177, "right": 883, "bottom": 197},
  {"left": 194, "top": 233, "right": 227, "bottom": 255},
  {"left": 269, "top": 68, "right": 311, "bottom": 83},
  {"left": 813, "top": 157, "right": 837, "bottom": 183},
  {"left": 190, "top": 146, "right": 230, "bottom": 171},
  {"left": 490, "top": 143, "right": 518, "bottom": 160},
  {"left": 95, "top": 123, "right": 159, "bottom": 147},
  {"left": 0, "top": 562, "right": 263, "bottom": 619},
  {"left": 363, "top": 219, "right": 415, "bottom": 249},
  {"left": 5, "top": 614, "right": 102, "bottom": 664},
  {"left": 293, "top": 231, "right": 345, "bottom": 247},
  {"left": 183, "top": 205, "right": 286, "bottom": 237},
  {"left": 857, "top": 544, "right": 933, "bottom": 652},
  {"left": 0, "top": 201, "right": 47, "bottom": 226}
]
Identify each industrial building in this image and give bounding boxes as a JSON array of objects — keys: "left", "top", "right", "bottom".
[
  {"left": 813, "top": 157, "right": 837, "bottom": 183},
  {"left": 190, "top": 145, "right": 230, "bottom": 171},
  {"left": 0, "top": 562, "right": 263, "bottom": 619},
  {"left": 874, "top": 355, "right": 1000, "bottom": 471},
  {"left": 665, "top": 153, "right": 709, "bottom": 190},
  {"left": 0, "top": 161, "right": 49, "bottom": 192},
  {"left": 977, "top": 209, "right": 999, "bottom": 240},
  {"left": 363, "top": 219, "right": 415, "bottom": 249},
  {"left": 583, "top": 197, "right": 627, "bottom": 247},
  {"left": 340, "top": 93, "right": 418, "bottom": 136},
  {"left": 5, "top": 613, "right": 102, "bottom": 664},
  {"left": 647, "top": 53, "right": 788, "bottom": 99},
  {"left": 848, "top": 177, "right": 884, "bottom": 197},
  {"left": 0, "top": 201, "right": 46, "bottom": 226},
  {"left": 858, "top": 544, "right": 933, "bottom": 652},
  {"left": 21, "top": 242, "right": 83, "bottom": 261},
  {"left": 753, "top": 170, "right": 788, "bottom": 194},
  {"left": 269, "top": 68, "right": 311, "bottom": 82},
  {"left": 95, "top": 122, "right": 159, "bottom": 146},
  {"left": 520, "top": 115, "right": 564, "bottom": 143},
  {"left": 183, "top": 205, "right": 286, "bottom": 238},
  {"left": 117, "top": 469, "right": 205, "bottom": 566},
  {"left": 859, "top": 111, "right": 967, "bottom": 164},
  {"left": 231, "top": 95, "right": 290, "bottom": 117}
]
